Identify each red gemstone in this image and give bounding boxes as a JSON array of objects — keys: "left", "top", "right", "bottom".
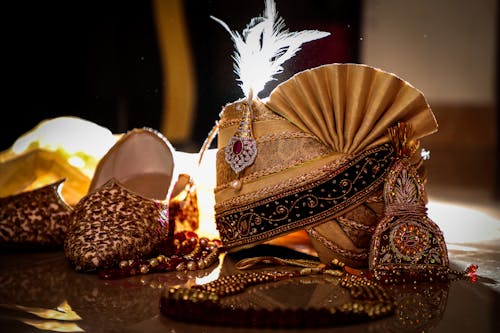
[{"left": 232, "top": 139, "right": 243, "bottom": 154}]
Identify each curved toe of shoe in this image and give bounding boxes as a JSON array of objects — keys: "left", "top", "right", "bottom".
[
  {"left": 0, "top": 179, "right": 72, "bottom": 249},
  {"left": 64, "top": 127, "right": 175, "bottom": 272}
]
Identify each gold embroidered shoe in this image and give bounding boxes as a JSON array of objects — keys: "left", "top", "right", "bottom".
[
  {"left": 0, "top": 179, "right": 72, "bottom": 249},
  {"left": 64, "top": 128, "right": 176, "bottom": 272}
]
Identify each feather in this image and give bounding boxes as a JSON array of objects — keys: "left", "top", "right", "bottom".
[{"left": 211, "top": 0, "right": 330, "bottom": 98}]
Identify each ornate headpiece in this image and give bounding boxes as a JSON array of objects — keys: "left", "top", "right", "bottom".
[
  {"left": 159, "top": 1, "right": 479, "bottom": 327},
  {"left": 210, "top": 0, "right": 440, "bottom": 270}
]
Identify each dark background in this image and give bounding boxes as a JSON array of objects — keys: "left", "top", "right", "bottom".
[
  {"left": 3, "top": 1, "right": 497, "bottom": 199},
  {"left": 1, "top": 0, "right": 361, "bottom": 151}
]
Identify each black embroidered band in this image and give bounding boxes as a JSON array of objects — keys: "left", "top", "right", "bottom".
[{"left": 216, "top": 144, "right": 395, "bottom": 251}]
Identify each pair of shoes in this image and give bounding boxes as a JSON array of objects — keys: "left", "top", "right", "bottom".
[
  {"left": 63, "top": 127, "right": 179, "bottom": 272},
  {"left": 1, "top": 126, "right": 198, "bottom": 271}
]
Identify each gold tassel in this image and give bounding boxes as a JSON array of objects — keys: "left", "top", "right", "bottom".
[{"left": 388, "top": 122, "right": 418, "bottom": 158}]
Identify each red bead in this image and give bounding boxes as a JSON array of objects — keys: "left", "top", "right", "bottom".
[
  {"left": 186, "top": 231, "right": 198, "bottom": 239},
  {"left": 174, "top": 232, "right": 186, "bottom": 242},
  {"left": 468, "top": 264, "right": 478, "bottom": 273}
]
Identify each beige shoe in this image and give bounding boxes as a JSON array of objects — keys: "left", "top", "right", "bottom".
[{"left": 64, "top": 128, "right": 175, "bottom": 272}]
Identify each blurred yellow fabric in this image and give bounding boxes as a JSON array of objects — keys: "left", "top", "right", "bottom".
[{"left": 0, "top": 117, "right": 117, "bottom": 206}]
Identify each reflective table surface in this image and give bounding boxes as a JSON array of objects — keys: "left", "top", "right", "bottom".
[
  {"left": 0, "top": 244, "right": 498, "bottom": 333},
  {"left": 2, "top": 189, "right": 500, "bottom": 333}
]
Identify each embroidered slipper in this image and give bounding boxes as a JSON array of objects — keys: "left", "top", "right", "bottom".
[
  {"left": 64, "top": 128, "right": 175, "bottom": 272},
  {"left": 0, "top": 179, "right": 72, "bottom": 249}
]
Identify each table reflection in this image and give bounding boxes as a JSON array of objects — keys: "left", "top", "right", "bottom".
[
  {"left": 0, "top": 248, "right": 492, "bottom": 333},
  {"left": 0, "top": 251, "right": 220, "bottom": 332}
]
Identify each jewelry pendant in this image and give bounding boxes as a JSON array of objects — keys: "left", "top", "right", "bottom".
[{"left": 225, "top": 102, "right": 257, "bottom": 174}]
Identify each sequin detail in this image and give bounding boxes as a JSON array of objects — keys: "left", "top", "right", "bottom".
[
  {"left": 369, "top": 158, "right": 449, "bottom": 283},
  {"left": 216, "top": 144, "right": 394, "bottom": 251}
]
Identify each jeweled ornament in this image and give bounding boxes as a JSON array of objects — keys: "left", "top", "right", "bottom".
[
  {"left": 224, "top": 103, "right": 258, "bottom": 174},
  {"left": 389, "top": 221, "right": 431, "bottom": 261},
  {"left": 369, "top": 123, "right": 476, "bottom": 283}
]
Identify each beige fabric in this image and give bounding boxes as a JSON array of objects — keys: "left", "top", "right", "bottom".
[
  {"left": 266, "top": 63, "right": 437, "bottom": 154},
  {"left": 215, "top": 99, "right": 343, "bottom": 206},
  {"left": 0, "top": 149, "right": 89, "bottom": 206},
  {"left": 307, "top": 197, "right": 383, "bottom": 268},
  {"left": 89, "top": 128, "right": 175, "bottom": 201}
]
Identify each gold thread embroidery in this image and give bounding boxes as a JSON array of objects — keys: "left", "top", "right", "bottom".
[
  {"left": 256, "top": 131, "right": 319, "bottom": 143},
  {"left": 307, "top": 227, "right": 368, "bottom": 260},
  {"left": 215, "top": 154, "right": 350, "bottom": 211},
  {"left": 337, "top": 216, "right": 375, "bottom": 233},
  {"left": 216, "top": 145, "right": 394, "bottom": 251},
  {"left": 215, "top": 156, "right": 328, "bottom": 193},
  {"left": 216, "top": 135, "right": 332, "bottom": 191},
  {"left": 218, "top": 112, "right": 285, "bottom": 130}
]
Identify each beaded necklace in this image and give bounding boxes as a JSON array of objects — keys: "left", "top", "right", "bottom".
[
  {"left": 98, "top": 231, "right": 221, "bottom": 280},
  {"left": 159, "top": 250, "right": 478, "bottom": 328},
  {"left": 160, "top": 259, "right": 394, "bottom": 328}
]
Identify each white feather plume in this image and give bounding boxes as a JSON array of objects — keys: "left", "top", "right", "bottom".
[{"left": 211, "top": 0, "right": 330, "bottom": 99}]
